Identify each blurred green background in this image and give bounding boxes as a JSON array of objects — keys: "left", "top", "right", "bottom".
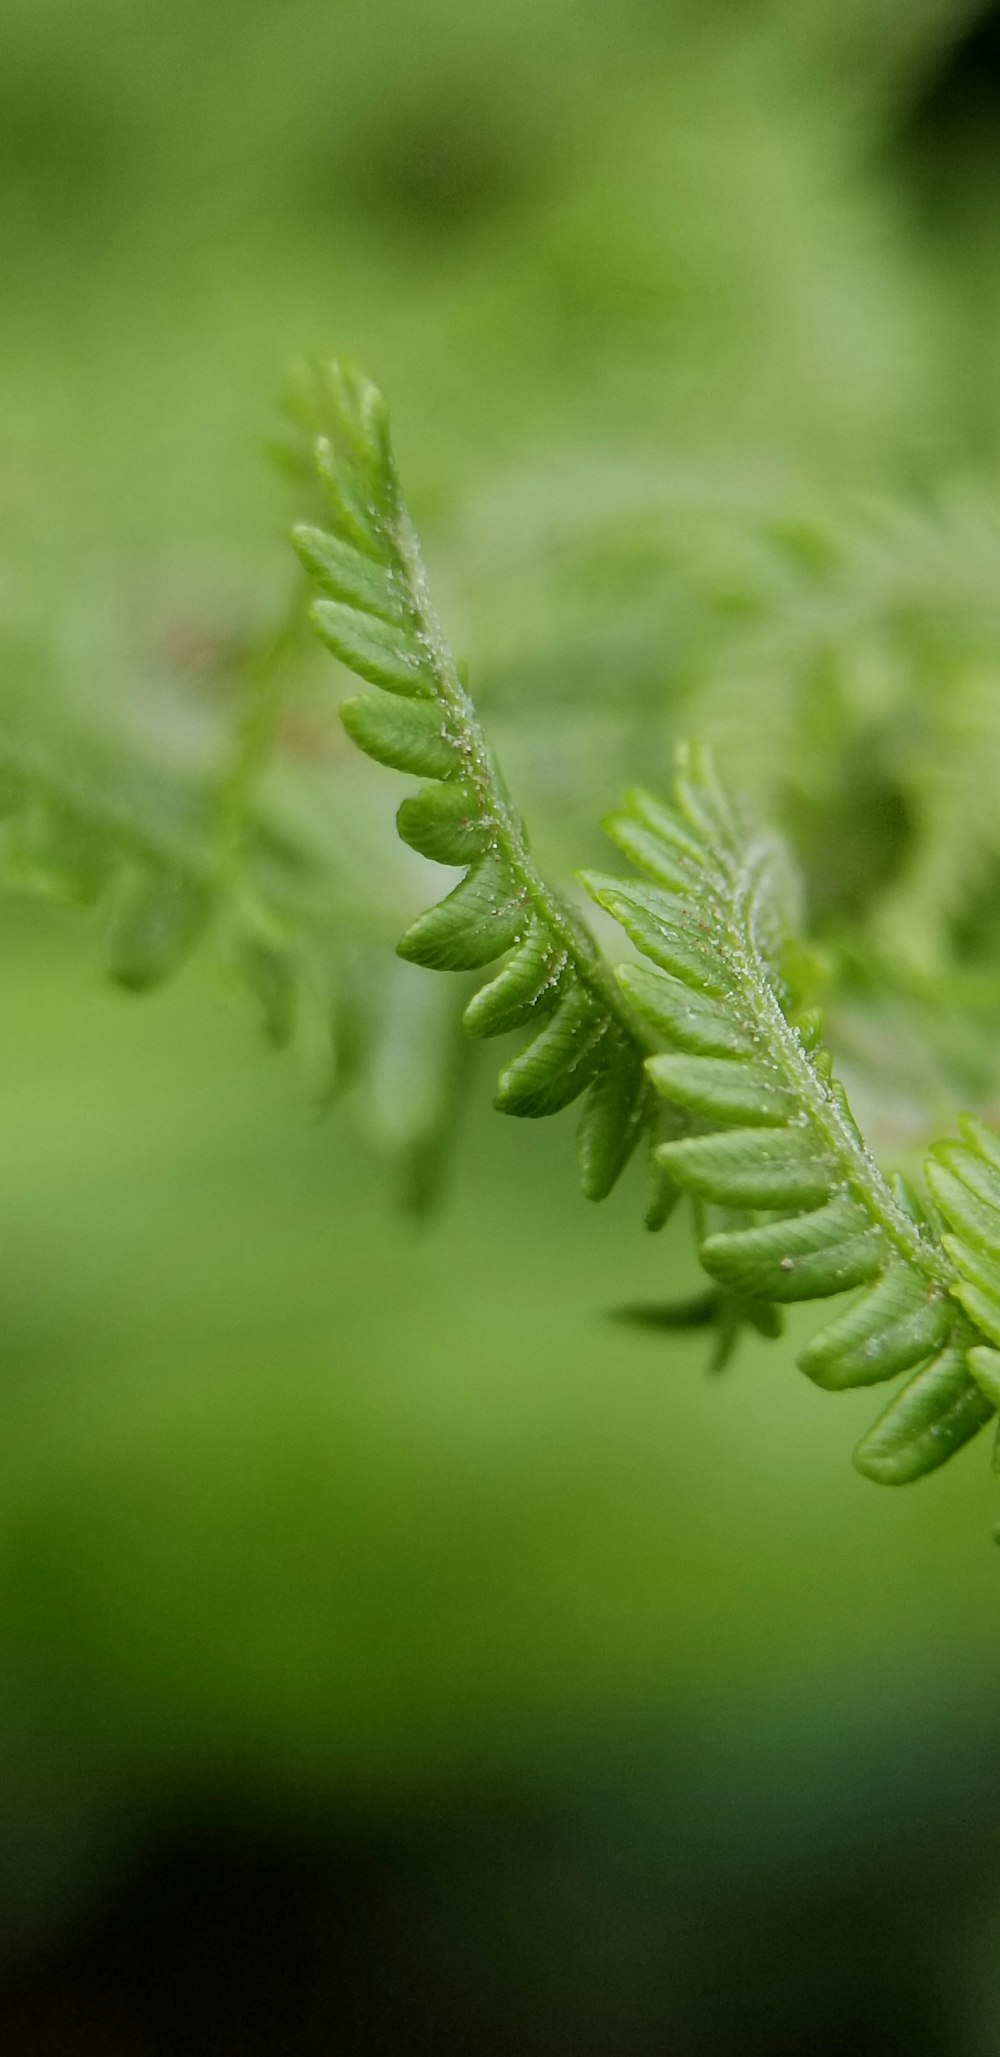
[{"left": 5, "top": 2, "right": 1000, "bottom": 2050}]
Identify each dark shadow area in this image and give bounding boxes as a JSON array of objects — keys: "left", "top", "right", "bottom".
[
  {"left": 313, "top": 87, "right": 548, "bottom": 245},
  {"left": 896, "top": 0, "right": 1000, "bottom": 198},
  {"left": 0, "top": 1804, "right": 970, "bottom": 2057},
  {"left": 905, "top": 4, "right": 1000, "bottom": 147}
]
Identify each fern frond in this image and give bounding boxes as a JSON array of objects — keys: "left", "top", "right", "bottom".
[
  {"left": 0, "top": 642, "right": 410, "bottom": 1105},
  {"left": 294, "top": 362, "right": 656, "bottom": 1201},
  {"left": 584, "top": 747, "right": 1000, "bottom": 1486}
]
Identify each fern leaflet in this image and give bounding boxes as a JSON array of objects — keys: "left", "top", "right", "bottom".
[{"left": 293, "top": 362, "right": 657, "bottom": 1200}]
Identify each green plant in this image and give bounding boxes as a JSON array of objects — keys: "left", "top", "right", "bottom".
[
  {"left": 0, "top": 579, "right": 465, "bottom": 1197},
  {"left": 291, "top": 362, "right": 1000, "bottom": 1509},
  {"left": 5, "top": 352, "right": 1000, "bottom": 1517}
]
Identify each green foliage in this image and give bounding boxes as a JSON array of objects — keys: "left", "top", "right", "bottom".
[
  {"left": 0, "top": 607, "right": 501, "bottom": 1204},
  {"left": 292, "top": 362, "right": 656, "bottom": 1203},
  {"left": 7, "top": 327, "right": 1000, "bottom": 1508},
  {"left": 584, "top": 750, "right": 1000, "bottom": 1486},
  {"left": 928, "top": 1120, "right": 1000, "bottom": 1355},
  {"left": 11, "top": 1, "right": 1000, "bottom": 1976},
  {"left": 296, "top": 364, "right": 1000, "bottom": 1511}
]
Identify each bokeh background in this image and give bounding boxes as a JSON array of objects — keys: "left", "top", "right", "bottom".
[{"left": 4, "top": 2, "right": 1000, "bottom": 2050}]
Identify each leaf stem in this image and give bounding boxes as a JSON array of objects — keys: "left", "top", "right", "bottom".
[{"left": 734, "top": 838, "right": 955, "bottom": 1291}]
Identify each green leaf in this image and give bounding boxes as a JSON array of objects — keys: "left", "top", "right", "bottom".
[
  {"left": 292, "top": 524, "right": 413, "bottom": 627},
  {"left": 238, "top": 929, "right": 298, "bottom": 1049},
  {"left": 396, "top": 783, "right": 489, "bottom": 867},
  {"left": 952, "top": 1276, "right": 1000, "bottom": 1350},
  {"left": 316, "top": 433, "right": 386, "bottom": 558},
  {"left": 646, "top": 1053, "right": 796, "bottom": 1125},
  {"left": 968, "top": 1346, "right": 1000, "bottom": 1412},
  {"left": 853, "top": 1346, "right": 994, "bottom": 1484},
  {"left": 312, "top": 599, "right": 437, "bottom": 697},
  {"left": 613, "top": 1290, "right": 722, "bottom": 1331},
  {"left": 926, "top": 1158, "right": 1000, "bottom": 1260},
  {"left": 339, "top": 696, "right": 459, "bottom": 779},
  {"left": 645, "top": 1141, "right": 682, "bottom": 1233},
  {"left": 495, "top": 987, "right": 610, "bottom": 1117},
  {"left": 577, "top": 1048, "right": 648, "bottom": 1201},
  {"left": 462, "top": 926, "right": 568, "bottom": 1038},
  {"left": 797, "top": 1265, "right": 951, "bottom": 1390},
  {"left": 617, "top": 960, "right": 755, "bottom": 1056},
  {"left": 107, "top": 865, "right": 212, "bottom": 993},
  {"left": 657, "top": 1127, "right": 831, "bottom": 1210},
  {"left": 603, "top": 807, "right": 703, "bottom": 892},
  {"left": 0, "top": 797, "right": 114, "bottom": 907},
  {"left": 584, "top": 874, "right": 728, "bottom": 995},
  {"left": 701, "top": 1196, "right": 884, "bottom": 1303},
  {"left": 398, "top": 855, "right": 528, "bottom": 971},
  {"left": 613, "top": 1287, "right": 783, "bottom": 1371}
]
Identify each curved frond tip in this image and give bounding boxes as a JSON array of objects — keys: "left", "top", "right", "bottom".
[{"left": 295, "top": 360, "right": 658, "bottom": 1202}]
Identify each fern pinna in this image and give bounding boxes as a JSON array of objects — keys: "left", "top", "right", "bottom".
[
  {"left": 296, "top": 361, "right": 1000, "bottom": 1510},
  {"left": 292, "top": 362, "right": 655, "bottom": 1202}
]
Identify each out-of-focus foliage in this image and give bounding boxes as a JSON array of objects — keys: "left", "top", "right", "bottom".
[
  {"left": 6, "top": 0, "right": 1000, "bottom": 1166},
  {"left": 6, "top": 0, "right": 1000, "bottom": 2039}
]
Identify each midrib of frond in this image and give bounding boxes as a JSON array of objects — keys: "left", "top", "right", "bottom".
[{"left": 728, "top": 840, "right": 953, "bottom": 1291}]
